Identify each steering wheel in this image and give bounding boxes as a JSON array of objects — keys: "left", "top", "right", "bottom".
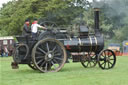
[{"left": 40, "top": 21, "right": 58, "bottom": 30}]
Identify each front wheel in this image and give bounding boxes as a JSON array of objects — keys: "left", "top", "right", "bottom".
[{"left": 98, "top": 49, "right": 116, "bottom": 69}]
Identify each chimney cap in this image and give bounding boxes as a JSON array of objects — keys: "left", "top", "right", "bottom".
[{"left": 94, "top": 8, "right": 100, "bottom": 11}]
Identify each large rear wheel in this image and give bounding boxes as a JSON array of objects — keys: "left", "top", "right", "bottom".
[{"left": 32, "top": 38, "right": 67, "bottom": 73}]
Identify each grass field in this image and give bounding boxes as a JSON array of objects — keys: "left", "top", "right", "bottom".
[{"left": 0, "top": 56, "right": 128, "bottom": 85}]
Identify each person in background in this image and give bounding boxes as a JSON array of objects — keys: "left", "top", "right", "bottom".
[
  {"left": 1, "top": 48, "right": 4, "bottom": 57},
  {"left": 31, "top": 19, "right": 46, "bottom": 40},
  {"left": 22, "top": 19, "right": 31, "bottom": 35},
  {"left": 4, "top": 46, "right": 9, "bottom": 57}
]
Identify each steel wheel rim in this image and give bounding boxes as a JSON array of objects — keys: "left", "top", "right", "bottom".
[{"left": 28, "top": 62, "right": 37, "bottom": 70}]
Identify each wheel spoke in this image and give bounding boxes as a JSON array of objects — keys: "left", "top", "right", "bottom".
[
  {"left": 36, "top": 51, "right": 43, "bottom": 55},
  {"left": 87, "top": 62, "right": 89, "bottom": 67},
  {"left": 104, "top": 62, "right": 106, "bottom": 68},
  {"left": 37, "top": 47, "right": 46, "bottom": 54},
  {"left": 108, "top": 62, "right": 110, "bottom": 68},
  {"left": 50, "top": 24, "right": 55, "bottom": 29},
  {"left": 54, "top": 57, "right": 63, "bottom": 61},
  {"left": 45, "top": 63, "right": 48, "bottom": 71},
  {"left": 108, "top": 55, "right": 112, "bottom": 57},
  {"left": 37, "top": 59, "right": 43, "bottom": 65},
  {"left": 51, "top": 61, "right": 57, "bottom": 69},
  {"left": 53, "top": 59, "right": 59, "bottom": 64},
  {"left": 99, "top": 58, "right": 105, "bottom": 61},
  {"left": 52, "top": 46, "right": 57, "bottom": 52},
  {"left": 54, "top": 53, "right": 62, "bottom": 56},
  {"left": 46, "top": 43, "right": 50, "bottom": 52},
  {"left": 36, "top": 56, "right": 44, "bottom": 59},
  {"left": 110, "top": 59, "right": 114, "bottom": 60},
  {"left": 48, "top": 61, "right": 52, "bottom": 69},
  {"left": 101, "top": 62, "right": 105, "bottom": 66},
  {"left": 108, "top": 61, "right": 113, "bottom": 65},
  {"left": 40, "top": 61, "right": 46, "bottom": 67}
]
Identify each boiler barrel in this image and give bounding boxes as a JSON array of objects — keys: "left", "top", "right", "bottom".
[{"left": 64, "top": 36, "right": 104, "bottom": 53}]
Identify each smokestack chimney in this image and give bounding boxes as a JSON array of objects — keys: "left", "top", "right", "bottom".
[{"left": 94, "top": 8, "right": 100, "bottom": 35}]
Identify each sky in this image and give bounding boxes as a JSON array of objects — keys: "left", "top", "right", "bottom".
[
  {"left": 0, "top": 0, "right": 12, "bottom": 8},
  {"left": 0, "top": 0, "right": 94, "bottom": 8}
]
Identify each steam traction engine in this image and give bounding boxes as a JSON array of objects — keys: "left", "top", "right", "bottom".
[{"left": 12, "top": 8, "right": 116, "bottom": 73}]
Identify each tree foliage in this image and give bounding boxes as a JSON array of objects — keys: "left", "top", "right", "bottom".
[{"left": 0, "top": 0, "right": 84, "bottom": 35}]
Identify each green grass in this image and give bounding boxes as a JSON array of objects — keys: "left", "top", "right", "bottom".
[{"left": 0, "top": 56, "right": 128, "bottom": 85}]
